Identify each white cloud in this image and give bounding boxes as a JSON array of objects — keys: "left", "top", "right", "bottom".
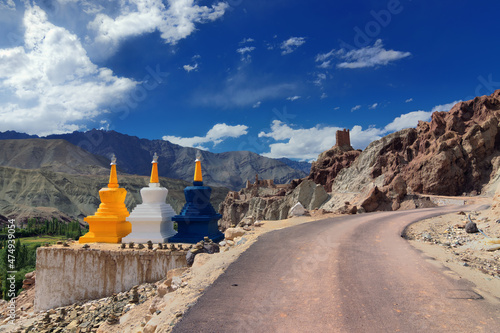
[
  {"left": 315, "top": 49, "right": 336, "bottom": 62},
  {"left": 369, "top": 103, "right": 378, "bottom": 109},
  {"left": 287, "top": 96, "right": 301, "bottom": 101},
  {"left": 334, "top": 106, "right": 340, "bottom": 110},
  {"left": 351, "top": 105, "right": 361, "bottom": 112},
  {"left": 197, "top": 81, "right": 296, "bottom": 108},
  {"left": 313, "top": 73, "right": 327, "bottom": 86},
  {"left": 258, "top": 120, "right": 383, "bottom": 160},
  {"left": 0, "top": 5, "right": 137, "bottom": 136},
  {"left": 253, "top": 101, "right": 261, "bottom": 108},
  {"left": 236, "top": 46, "right": 256, "bottom": 62},
  {"left": 258, "top": 107, "right": 442, "bottom": 160},
  {"left": 183, "top": 63, "right": 198, "bottom": 72},
  {"left": 321, "top": 93, "right": 328, "bottom": 99},
  {"left": 236, "top": 46, "right": 256, "bottom": 55},
  {"left": 315, "top": 49, "right": 337, "bottom": 68},
  {"left": 431, "top": 100, "right": 462, "bottom": 112},
  {"left": 337, "top": 39, "right": 411, "bottom": 69},
  {"left": 383, "top": 110, "right": 432, "bottom": 133},
  {"left": 163, "top": 123, "right": 249, "bottom": 149},
  {"left": 88, "top": 0, "right": 228, "bottom": 57},
  {"left": 240, "top": 37, "right": 254, "bottom": 44},
  {"left": 405, "top": 98, "right": 413, "bottom": 103},
  {"left": 0, "top": 0, "right": 15, "bottom": 10},
  {"left": 281, "top": 37, "right": 306, "bottom": 55}
]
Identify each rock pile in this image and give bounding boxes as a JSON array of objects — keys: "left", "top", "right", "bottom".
[
  {"left": 9, "top": 282, "right": 158, "bottom": 333},
  {"left": 218, "top": 179, "right": 328, "bottom": 229},
  {"left": 22, "top": 272, "right": 35, "bottom": 291},
  {"left": 404, "top": 211, "right": 500, "bottom": 279}
]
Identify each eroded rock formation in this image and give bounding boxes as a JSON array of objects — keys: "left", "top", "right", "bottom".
[
  {"left": 218, "top": 179, "right": 328, "bottom": 230},
  {"left": 308, "top": 129, "right": 361, "bottom": 192},
  {"left": 335, "top": 91, "right": 500, "bottom": 197}
]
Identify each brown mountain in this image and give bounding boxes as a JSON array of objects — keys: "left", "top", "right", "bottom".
[
  {"left": 329, "top": 90, "right": 500, "bottom": 209},
  {"left": 0, "top": 139, "right": 110, "bottom": 175}
]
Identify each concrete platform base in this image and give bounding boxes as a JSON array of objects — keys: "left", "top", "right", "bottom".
[{"left": 34, "top": 246, "right": 187, "bottom": 311}]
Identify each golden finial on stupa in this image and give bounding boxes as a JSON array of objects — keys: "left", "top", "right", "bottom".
[
  {"left": 150, "top": 152, "right": 159, "bottom": 184},
  {"left": 108, "top": 154, "right": 118, "bottom": 188},
  {"left": 194, "top": 154, "right": 202, "bottom": 183}
]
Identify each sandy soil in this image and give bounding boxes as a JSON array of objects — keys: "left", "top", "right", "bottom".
[{"left": 404, "top": 200, "right": 500, "bottom": 300}]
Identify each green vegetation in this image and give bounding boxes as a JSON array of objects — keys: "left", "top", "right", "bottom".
[{"left": 0, "top": 218, "right": 88, "bottom": 300}]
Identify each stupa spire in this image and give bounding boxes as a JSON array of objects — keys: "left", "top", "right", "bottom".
[
  {"left": 194, "top": 157, "right": 203, "bottom": 183},
  {"left": 108, "top": 154, "right": 118, "bottom": 188},
  {"left": 150, "top": 153, "right": 159, "bottom": 184}
]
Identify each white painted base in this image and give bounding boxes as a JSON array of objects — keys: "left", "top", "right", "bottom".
[
  {"left": 123, "top": 202, "right": 177, "bottom": 243},
  {"left": 123, "top": 185, "right": 177, "bottom": 243}
]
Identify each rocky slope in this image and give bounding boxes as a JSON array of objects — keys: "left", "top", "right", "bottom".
[
  {"left": 0, "top": 166, "right": 228, "bottom": 225},
  {"left": 218, "top": 179, "right": 328, "bottom": 229},
  {"left": 0, "top": 139, "right": 110, "bottom": 175},
  {"left": 308, "top": 145, "right": 361, "bottom": 192},
  {"left": 333, "top": 91, "right": 500, "bottom": 201}
]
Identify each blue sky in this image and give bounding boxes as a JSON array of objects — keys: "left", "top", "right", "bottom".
[{"left": 1, "top": 0, "right": 499, "bottom": 161}]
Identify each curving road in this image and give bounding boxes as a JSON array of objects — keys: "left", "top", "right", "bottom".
[{"left": 173, "top": 206, "right": 500, "bottom": 332}]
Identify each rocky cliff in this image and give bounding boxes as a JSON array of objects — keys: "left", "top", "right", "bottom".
[
  {"left": 218, "top": 179, "right": 328, "bottom": 229},
  {"left": 308, "top": 145, "right": 361, "bottom": 192},
  {"left": 334, "top": 91, "right": 500, "bottom": 197}
]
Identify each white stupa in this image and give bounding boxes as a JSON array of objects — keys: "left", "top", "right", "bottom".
[{"left": 122, "top": 153, "right": 177, "bottom": 243}]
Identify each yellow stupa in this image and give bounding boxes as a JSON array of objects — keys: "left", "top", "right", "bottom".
[{"left": 79, "top": 154, "right": 131, "bottom": 243}]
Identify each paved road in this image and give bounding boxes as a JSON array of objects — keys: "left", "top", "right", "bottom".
[{"left": 173, "top": 206, "right": 500, "bottom": 332}]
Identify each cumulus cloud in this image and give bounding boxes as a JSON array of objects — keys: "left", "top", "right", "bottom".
[
  {"left": 236, "top": 46, "right": 256, "bottom": 62},
  {"left": 281, "top": 37, "right": 306, "bottom": 55},
  {"left": 183, "top": 63, "right": 198, "bottom": 72},
  {"left": 88, "top": 0, "right": 228, "bottom": 57},
  {"left": 369, "top": 103, "right": 378, "bottom": 109},
  {"left": 287, "top": 96, "right": 301, "bottom": 101},
  {"left": 405, "top": 98, "right": 413, "bottom": 103},
  {"left": 351, "top": 105, "right": 361, "bottom": 112},
  {"left": 258, "top": 120, "right": 384, "bottom": 160},
  {"left": 258, "top": 106, "right": 444, "bottom": 160},
  {"left": 383, "top": 110, "right": 432, "bottom": 133},
  {"left": 431, "top": 100, "right": 462, "bottom": 112},
  {"left": 237, "top": 46, "right": 256, "bottom": 55},
  {"left": 0, "top": 5, "right": 137, "bottom": 136},
  {"left": 253, "top": 101, "right": 261, "bottom": 108},
  {"left": 337, "top": 39, "right": 411, "bottom": 69},
  {"left": 163, "top": 123, "right": 249, "bottom": 149},
  {"left": 321, "top": 93, "right": 328, "bottom": 99}
]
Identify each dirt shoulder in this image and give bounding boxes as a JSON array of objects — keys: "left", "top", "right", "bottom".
[{"left": 404, "top": 200, "right": 500, "bottom": 300}]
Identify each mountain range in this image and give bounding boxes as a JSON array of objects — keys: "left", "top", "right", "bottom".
[
  {"left": 0, "top": 130, "right": 309, "bottom": 191},
  {"left": 0, "top": 131, "right": 310, "bottom": 223}
]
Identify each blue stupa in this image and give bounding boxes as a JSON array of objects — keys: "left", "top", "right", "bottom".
[{"left": 168, "top": 158, "right": 224, "bottom": 243}]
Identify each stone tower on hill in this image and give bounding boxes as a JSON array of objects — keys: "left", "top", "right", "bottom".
[{"left": 336, "top": 129, "right": 351, "bottom": 148}]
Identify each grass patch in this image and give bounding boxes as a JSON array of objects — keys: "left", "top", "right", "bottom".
[{"left": 19, "top": 235, "right": 68, "bottom": 244}]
